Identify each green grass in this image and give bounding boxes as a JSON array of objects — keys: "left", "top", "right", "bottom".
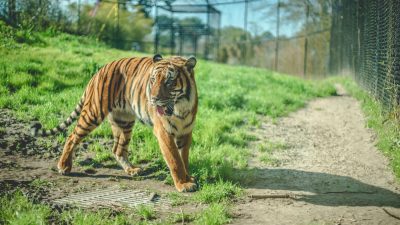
[
  {"left": 168, "top": 212, "right": 195, "bottom": 224},
  {"left": 258, "top": 140, "right": 289, "bottom": 166},
  {"left": 195, "top": 203, "right": 231, "bottom": 225},
  {"left": 193, "top": 180, "right": 242, "bottom": 204},
  {"left": 61, "top": 209, "right": 132, "bottom": 225},
  {"left": 332, "top": 76, "right": 400, "bottom": 179},
  {"left": 135, "top": 205, "right": 156, "bottom": 221},
  {"left": 166, "top": 192, "right": 189, "bottom": 206},
  {"left": 0, "top": 191, "right": 165, "bottom": 225},
  {"left": 0, "top": 23, "right": 337, "bottom": 224},
  {"left": 0, "top": 191, "right": 51, "bottom": 225},
  {"left": 0, "top": 191, "right": 228, "bottom": 225},
  {"left": 30, "top": 179, "right": 53, "bottom": 189},
  {"left": 258, "top": 140, "right": 289, "bottom": 153}
]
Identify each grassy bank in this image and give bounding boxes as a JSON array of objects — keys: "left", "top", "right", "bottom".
[
  {"left": 0, "top": 22, "right": 336, "bottom": 224},
  {"left": 333, "top": 77, "right": 400, "bottom": 179}
]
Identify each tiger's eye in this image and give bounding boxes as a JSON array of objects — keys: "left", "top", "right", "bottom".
[{"left": 166, "top": 79, "right": 173, "bottom": 87}]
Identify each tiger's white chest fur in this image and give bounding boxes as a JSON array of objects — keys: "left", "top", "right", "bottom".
[{"left": 159, "top": 88, "right": 196, "bottom": 137}]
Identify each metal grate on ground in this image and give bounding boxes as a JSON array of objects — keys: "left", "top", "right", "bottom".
[{"left": 54, "top": 188, "right": 171, "bottom": 209}]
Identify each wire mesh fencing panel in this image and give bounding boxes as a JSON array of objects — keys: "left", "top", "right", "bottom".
[
  {"left": 154, "top": 3, "right": 221, "bottom": 60},
  {"left": 214, "top": 0, "right": 331, "bottom": 78},
  {"left": 330, "top": 0, "right": 400, "bottom": 109},
  {"left": 275, "top": 37, "right": 305, "bottom": 76}
]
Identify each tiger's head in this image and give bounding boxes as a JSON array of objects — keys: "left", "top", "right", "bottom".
[{"left": 149, "top": 54, "right": 197, "bottom": 117}]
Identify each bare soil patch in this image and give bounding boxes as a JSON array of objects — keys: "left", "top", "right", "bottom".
[
  {"left": 233, "top": 86, "right": 400, "bottom": 225},
  {"left": 0, "top": 109, "right": 199, "bottom": 219}
]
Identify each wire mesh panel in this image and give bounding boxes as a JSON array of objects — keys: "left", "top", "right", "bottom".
[
  {"left": 331, "top": 0, "right": 400, "bottom": 109},
  {"left": 154, "top": 3, "right": 221, "bottom": 59},
  {"left": 387, "top": 0, "right": 400, "bottom": 106},
  {"left": 276, "top": 37, "right": 305, "bottom": 75},
  {"left": 54, "top": 188, "right": 171, "bottom": 209},
  {"left": 307, "top": 32, "right": 330, "bottom": 78}
]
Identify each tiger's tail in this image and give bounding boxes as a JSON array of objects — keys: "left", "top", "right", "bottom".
[{"left": 31, "top": 97, "right": 85, "bottom": 137}]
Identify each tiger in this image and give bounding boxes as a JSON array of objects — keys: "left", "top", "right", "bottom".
[{"left": 31, "top": 54, "right": 198, "bottom": 192}]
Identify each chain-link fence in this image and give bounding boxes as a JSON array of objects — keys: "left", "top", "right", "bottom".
[
  {"left": 330, "top": 0, "right": 400, "bottom": 109},
  {"left": 213, "top": 0, "right": 331, "bottom": 78},
  {"left": 154, "top": 3, "right": 221, "bottom": 60}
]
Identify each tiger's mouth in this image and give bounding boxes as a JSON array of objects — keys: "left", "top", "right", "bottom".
[{"left": 156, "top": 104, "right": 173, "bottom": 116}]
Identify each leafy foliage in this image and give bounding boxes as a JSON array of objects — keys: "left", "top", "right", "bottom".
[{"left": 71, "top": 2, "right": 153, "bottom": 50}]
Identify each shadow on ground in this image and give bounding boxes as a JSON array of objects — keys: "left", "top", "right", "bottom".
[{"left": 237, "top": 168, "right": 400, "bottom": 208}]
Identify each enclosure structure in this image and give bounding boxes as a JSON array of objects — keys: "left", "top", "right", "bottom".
[
  {"left": 330, "top": 0, "right": 400, "bottom": 108},
  {"left": 154, "top": 1, "right": 221, "bottom": 60},
  {"left": 0, "top": 0, "right": 335, "bottom": 78}
]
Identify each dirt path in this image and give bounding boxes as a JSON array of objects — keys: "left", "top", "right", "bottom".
[{"left": 233, "top": 86, "right": 400, "bottom": 225}]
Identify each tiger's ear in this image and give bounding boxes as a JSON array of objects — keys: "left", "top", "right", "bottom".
[
  {"left": 153, "top": 54, "right": 163, "bottom": 63},
  {"left": 185, "top": 56, "right": 197, "bottom": 69}
]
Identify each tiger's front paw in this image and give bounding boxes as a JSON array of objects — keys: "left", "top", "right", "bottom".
[
  {"left": 125, "top": 167, "right": 142, "bottom": 176},
  {"left": 187, "top": 175, "right": 196, "bottom": 183},
  {"left": 57, "top": 161, "right": 72, "bottom": 175},
  {"left": 57, "top": 154, "right": 73, "bottom": 175},
  {"left": 176, "top": 182, "right": 198, "bottom": 192}
]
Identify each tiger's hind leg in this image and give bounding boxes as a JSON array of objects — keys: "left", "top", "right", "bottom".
[
  {"left": 109, "top": 114, "right": 141, "bottom": 176},
  {"left": 57, "top": 111, "right": 102, "bottom": 174}
]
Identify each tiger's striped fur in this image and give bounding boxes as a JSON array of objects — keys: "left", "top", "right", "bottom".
[
  {"left": 31, "top": 98, "right": 84, "bottom": 136},
  {"left": 31, "top": 55, "right": 198, "bottom": 192}
]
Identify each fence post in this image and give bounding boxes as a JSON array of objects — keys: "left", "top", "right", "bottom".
[
  {"left": 329, "top": 0, "right": 341, "bottom": 75},
  {"left": 170, "top": 10, "right": 174, "bottom": 55},
  {"left": 154, "top": 3, "right": 159, "bottom": 54},
  {"left": 303, "top": 3, "right": 310, "bottom": 78},
  {"left": 204, "top": 4, "right": 210, "bottom": 59},
  {"left": 194, "top": 36, "right": 198, "bottom": 56},
  {"left": 373, "top": 0, "right": 378, "bottom": 97},
  {"left": 7, "top": 0, "right": 17, "bottom": 26},
  {"left": 275, "top": 0, "right": 280, "bottom": 71},
  {"left": 217, "top": 12, "right": 221, "bottom": 61},
  {"left": 179, "top": 26, "right": 183, "bottom": 55},
  {"left": 117, "top": 1, "right": 120, "bottom": 37},
  {"left": 243, "top": 0, "right": 248, "bottom": 63},
  {"left": 77, "top": 0, "right": 81, "bottom": 33}
]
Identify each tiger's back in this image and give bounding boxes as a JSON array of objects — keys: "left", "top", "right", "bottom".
[{"left": 85, "top": 57, "right": 155, "bottom": 126}]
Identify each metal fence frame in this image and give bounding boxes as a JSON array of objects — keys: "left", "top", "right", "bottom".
[{"left": 154, "top": 3, "right": 221, "bottom": 60}]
